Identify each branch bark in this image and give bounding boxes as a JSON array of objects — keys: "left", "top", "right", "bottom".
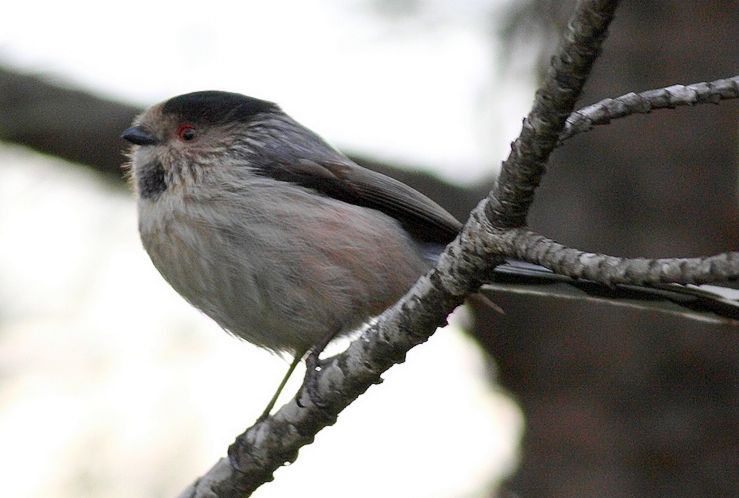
[
  {"left": 497, "top": 228, "right": 739, "bottom": 286},
  {"left": 559, "top": 76, "right": 739, "bottom": 143},
  {"left": 487, "top": 0, "right": 621, "bottom": 228}
]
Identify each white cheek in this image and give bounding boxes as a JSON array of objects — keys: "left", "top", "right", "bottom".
[
  {"left": 132, "top": 146, "right": 159, "bottom": 167},
  {"left": 131, "top": 147, "right": 161, "bottom": 180}
]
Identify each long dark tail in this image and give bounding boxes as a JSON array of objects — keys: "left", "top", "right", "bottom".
[{"left": 480, "top": 261, "right": 739, "bottom": 325}]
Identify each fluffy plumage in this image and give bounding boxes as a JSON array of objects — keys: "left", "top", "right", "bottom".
[{"left": 127, "top": 91, "right": 443, "bottom": 354}]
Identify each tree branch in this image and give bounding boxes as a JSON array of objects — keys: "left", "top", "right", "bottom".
[
  {"left": 560, "top": 76, "right": 739, "bottom": 143},
  {"left": 487, "top": 0, "right": 621, "bottom": 228}
]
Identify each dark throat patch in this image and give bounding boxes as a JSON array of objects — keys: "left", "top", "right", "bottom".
[{"left": 138, "top": 161, "right": 167, "bottom": 200}]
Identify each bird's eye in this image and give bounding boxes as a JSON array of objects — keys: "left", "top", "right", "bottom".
[{"left": 176, "top": 124, "right": 197, "bottom": 142}]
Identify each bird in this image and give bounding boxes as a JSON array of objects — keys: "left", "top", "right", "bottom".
[{"left": 122, "top": 90, "right": 738, "bottom": 417}]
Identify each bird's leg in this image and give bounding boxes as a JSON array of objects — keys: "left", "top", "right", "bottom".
[
  {"left": 301, "top": 329, "right": 339, "bottom": 409},
  {"left": 259, "top": 349, "right": 306, "bottom": 420}
]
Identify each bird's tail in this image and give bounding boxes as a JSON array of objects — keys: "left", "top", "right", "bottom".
[{"left": 479, "top": 260, "right": 739, "bottom": 325}]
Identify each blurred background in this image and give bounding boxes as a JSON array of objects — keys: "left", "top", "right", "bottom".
[{"left": 0, "top": 1, "right": 736, "bottom": 497}]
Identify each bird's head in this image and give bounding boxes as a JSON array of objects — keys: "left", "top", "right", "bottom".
[{"left": 121, "top": 90, "right": 281, "bottom": 199}]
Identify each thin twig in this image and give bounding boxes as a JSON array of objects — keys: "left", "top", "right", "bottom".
[
  {"left": 560, "top": 76, "right": 739, "bottom": 142},
  {"left": 497, "top": 228, "right": 739, "bottom": 286}
]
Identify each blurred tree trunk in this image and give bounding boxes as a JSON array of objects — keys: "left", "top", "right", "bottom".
[
  {"left": 476, "top": 1, "right": 738, "bottom": 496},
  {"left": 0, "top": 66, "right": 485, "bottom": 217},
  {"left": 0, "top": 67, "right": 138, "bottom": 177}
]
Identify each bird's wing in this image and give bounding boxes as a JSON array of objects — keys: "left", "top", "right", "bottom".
[
  {"left": 483, "top": 260, "right": 739, "bottom": 325},
  {"left": 252, "top": 154, "right": 738, "bottom": 324},
  {"left": 254, "top": 157, "right": 462, "bottom": 244}
]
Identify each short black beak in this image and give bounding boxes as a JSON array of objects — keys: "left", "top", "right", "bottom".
[{"left": 121, "top": 126, "right": 158, "bottom": 146}]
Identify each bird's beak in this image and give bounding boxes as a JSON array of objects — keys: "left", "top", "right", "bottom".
[{"left": 121, "top": 126, "right": 159, "bottom": 146}]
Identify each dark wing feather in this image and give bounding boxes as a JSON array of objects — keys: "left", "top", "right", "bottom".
[{"left": 256, "top": 158, "right": 462, "bottom": 244}]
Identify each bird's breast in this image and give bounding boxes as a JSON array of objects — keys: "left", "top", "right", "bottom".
[{"left": 136, "top": 183, "right": 430, "bottom": 353}]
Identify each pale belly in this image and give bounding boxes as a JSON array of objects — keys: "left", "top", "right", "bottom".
[{"left": 137, "top": 188, "right": 430, "bottom": 354}]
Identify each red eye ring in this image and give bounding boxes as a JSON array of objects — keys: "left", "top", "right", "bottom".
[{"left": 176, "top": 124, "right": 196, "bottom": 141}]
